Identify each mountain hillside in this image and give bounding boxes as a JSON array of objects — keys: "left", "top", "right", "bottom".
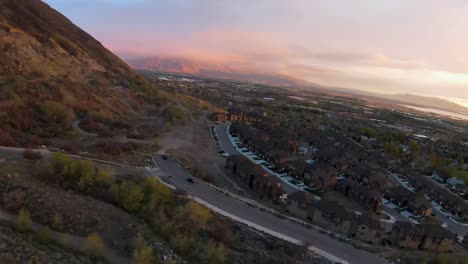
[
  {"left": 0, "top": 0, "right": 165, "bottom": 141},
  {"left": 126, "top": 56, "right": 309, "bottom": 87}
]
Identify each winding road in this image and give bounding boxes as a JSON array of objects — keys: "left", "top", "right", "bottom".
[{"left": 152, "top": 155, "right": 388, "bottom": 264}]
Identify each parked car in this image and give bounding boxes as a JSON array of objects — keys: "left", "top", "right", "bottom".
[
  {"left": 222, "top": 153, "right": 230, "bottom": 157},
  {"left": 186, "top": 178, "right": 196, "bottom": 183},
  {"left": 162, "top": 155, "right": 168, "bottom": 160}
]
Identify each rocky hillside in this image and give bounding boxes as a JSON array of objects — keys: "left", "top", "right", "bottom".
[{"left": 0, "top": 0, "right": 165, "bottom": 142}]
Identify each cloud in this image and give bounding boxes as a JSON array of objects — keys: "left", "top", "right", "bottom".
[{"left": 43, "top": 0, "right": 468, "bottom": 100}]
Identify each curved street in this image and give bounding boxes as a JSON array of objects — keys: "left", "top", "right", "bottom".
[{"left": 152, "top": 155, "right": 389, "bottom": 264}]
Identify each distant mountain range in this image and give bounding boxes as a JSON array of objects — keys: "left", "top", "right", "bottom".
[
  {"left": 124, "top": 56, "right": 309, "bottom": 87},
  {"left": 124, "top": 56, "right": 468, "bottom": 116}
]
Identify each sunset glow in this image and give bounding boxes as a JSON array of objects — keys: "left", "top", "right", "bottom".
[{"left": 44, "top": 0, "right": 468, "bottom": 103}]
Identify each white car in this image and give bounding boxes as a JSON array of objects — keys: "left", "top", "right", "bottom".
[{"left": 222, "top": 153, "right": 230, "bottom": 157}]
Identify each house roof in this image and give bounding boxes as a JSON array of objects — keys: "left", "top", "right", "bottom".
[
  {"left": 385, "top": 186, "right": 412, "bottom": 200},
  {"left": 288, "top": 159, "right": 312, "bottom": 173},
  {"left": 316, "top": 198, "right": 351, "bottom": 221},
  {"left": 408, "top": 192, "right": 431, "bottom": 208},
  {"left": 337, "top": 178, "right": 381, "bottom": 200},
  {"left": 393, "top": 221, "right": 423, "bottom": 236},
  {"left": 355, "top": 212, "right": 384, "bottom": 231},
  {"left": 419, "top": 224, "right": 456, "bottom": 240},
  {"left": 228, "top": 107, "right": 243, "bottom": 115},
  {"left": 288, "top": 191, "right": 315, "bottom": 205}
]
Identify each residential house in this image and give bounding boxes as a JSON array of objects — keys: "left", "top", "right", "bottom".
[
  {"left": 286, "top": 191, "right": 316, "bottom": 220},
  {"left": 389, "top": 221, "right": 455, "bottom": 252},
  {"left": 226, "top": 155, "right": 285, "bottom": 203},
  {"left": 384, "top": 187, "right": 433, "bottom": 217},
  {"left": 254, "top": 173, "right": 285, "bottom": 203},
  {"left": 447, "top": 177, "right": 465, "bottom": 187},
  {"left": 287, "top": 159, "right": 312, "bottom": 180},
  {"left": 335, "top": 178, "right": 382, "bottom": 213},
  {"left": 407, "top": 193, "right": 433, "bottom": 217},
  {"left": 349, "top": 212, "right": 385, "bottom": 245},
  {"left": 214, "top": 112, "right": 228, "bottom": 122},
  {"left": 243, "top": 111, "right": 262, "bottom": 123},
  {"left": 306, "top": 163, "right": 337, "bottom": 191},
  {"left": 419, "top": 224, "right": 456, "bottom": 252},
  {"left": 389, "top": 221, "right": 424, "bottom": 249},
  {"left": 384, "top": 186, "right": 413, "bottom": 207},
  {"left": 312, "top": 199, "right": 351, "bottom": 234},
  {"left": 227, "top": 107, "right": 243, "bottom": 121},
  {"left": 330, "top": 156, "right": 349, "bottom": 172}
]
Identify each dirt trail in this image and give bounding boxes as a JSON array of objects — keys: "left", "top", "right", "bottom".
[{"left": 159, "top": 114, "right": 244, "bottom": 193}]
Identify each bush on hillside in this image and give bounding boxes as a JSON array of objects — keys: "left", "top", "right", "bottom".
[
  {"left": 83, "top": 233, "right": 105, "bottom": 257},
  {"left": 23, "top": 149, "right": 43, "bottom": 160},
  {"left": 16, "top": 208, "right": 32, "bottom": 232},
  {"left": 0, "top": 129, "right": 18, "bottom": 147}
]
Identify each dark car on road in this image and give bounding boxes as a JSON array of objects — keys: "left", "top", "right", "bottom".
[
  {"left": 162, "top": 155, "right": 168, "bottom": 160},
  {"left": 186, "top": 178, "right": 196, "bottom": 183}
]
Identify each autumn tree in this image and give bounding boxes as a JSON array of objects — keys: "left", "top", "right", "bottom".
[
  {"left": 110, "top": 181, "right": 145, "bottom": 212},
  {"left": 41, "top": 101, "right": 68, "bottom": 125},
  {"left": 132, "top": 236, "right": 156, "bottom": 264},
  {"left": 170, "top": 233, "right": 196, "bottom": 257},
  {"left": 202, "top": 240, "right": 226, "bottom": 264},
  {"left": 52, "top": 211, "right": 64, "bottom": 231},
  {"left": 143, "top": 177, "right": 172, "bottom": 205},
  {"left": 184, "top": 201, "right": 212, "bottom": 230},
  {"left": 409, "top": 140, "right": 419, "bottom": 160},
  {"left": 96, "top": 167, "right": 115, "bottom": 186},
  {"left": 36, "top": 227, "right": 52, "bottom": 244},
  {"left": 83, "top": 233, "right": 105, "bottom": 257},
  {"left": 16, "top": 208, "right": 32, "bottom": 232}
]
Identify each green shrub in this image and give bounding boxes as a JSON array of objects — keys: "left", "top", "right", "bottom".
[
  {"left": 16, "top": 208, "right": 32, "bottom": 232},
  {"left": 83, "top": 233, "right": 105, "bottom": 257},
  {"left": 162, "top": 105, "right": 188, "bottom": 124},
  {"left": 52, "top": 212, "right": 64, "bottom": 231},
  {"left": 110, "top": 181, "right": 145, "bottom": 213},
  {"left": 36, "top": 227, "right": 52, "bottom": 244},
  {"left": 41, "top": 101, "right": 67, "bottom": 124},
  {"left": 202, "top": 240, "right": 226, "bottom": 264},
  {"left": 96, "top": 168, "right": 115, "bottom": 186},
  {"left": 132, "top": 236, "right": 156, "bottom": 264}
]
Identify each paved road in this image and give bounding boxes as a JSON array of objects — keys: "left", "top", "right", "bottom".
[
  {"left": 387, "top": 170, "right": 468, "bottom": 236},
  {"left": 214, "top": 123, "right": 239, "bottom": 155},
  {"left": 153, "top": 155, "right": 388, "bottom": 264},
  {"left": 432, "top": 203, "right": 468, "bottom": 236}
]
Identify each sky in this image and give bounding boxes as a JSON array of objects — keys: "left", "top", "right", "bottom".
[{"left": 43, "top": 0, "right": 468, "bottom": 105}]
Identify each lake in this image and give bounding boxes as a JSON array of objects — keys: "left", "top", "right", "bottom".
[{"left": 401, "top": 105, "right": 468, "bottom": 121}]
